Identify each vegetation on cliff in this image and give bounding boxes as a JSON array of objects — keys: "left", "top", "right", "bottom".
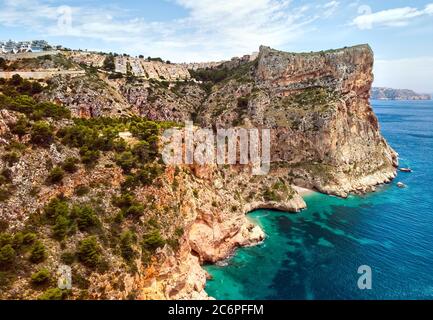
[{"left": 0, "top": 73, "right": 184, "bottom": 299}]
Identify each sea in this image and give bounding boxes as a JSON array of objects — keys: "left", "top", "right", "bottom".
[{"left": 204, "top": 100, "right": 433, "bottom": 300}]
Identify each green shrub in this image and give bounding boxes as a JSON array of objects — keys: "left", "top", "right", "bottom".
[
  {"left": 79, "top": 147, "right": 100, "bottom": 165},
  {"left": 174, "top": 227, "right": 184, "bottom": 238},
  {"left": 189, "top": 67, "right": 230, "bottom": 84},
  {"left": 112, "top": 193, "right": 135, "bottom": 209},
  {"left": 129, "top": 120, "right": 160, "bottom": 142},
  {"left": 103, "top": 54, "right": 115, "bottom": 72},
  {"left": 108, "top": 72, "right": 123, "bottom": 80},
  {"left": 0, "top": 57, "right": 6, "bottom": 70},
  {"left": 60, "top": 251, "right": 75, "bottom": 265},
  {"left": 38, "top": 288, "right": 67, "bottom": 300},
  {"left": 115, "top": 151, "right": 138, "bottom": 173},
  {"left": 62, "top": 157, "right": 79, "bottom": 173},
  {"left": 29, "top": 241, "right": 47, "bottom": 263},
  {"left": 74, "top": 185, "right": 90, "bottom": 197},
  {"left": 2, "top": 152, "right": 19, "bottom": 166},
  {"left": 52, "top": 215, "right": 71, "bottom": 240},
  {"left": 0, "top": 76, "right": 42, "bottom": 98},
  {"left": 10, "top": 74, "right": 23, "bottom": 86},
  {"left": 34, "top": 102, "right": 70, "bottom": 120},
  {"left": 131, "top": 164, "right": 163, "bottom": 187},
  {"left": 113, "top": 211, "right": 124, "bottom": 224},
  {"left": 31, "top": 268, "right": 50, "bottom": 285},
  {"left": 5, "top": 141, "right": 26, "bottom": 152},
  {"left": 113, "top": 193, "right": 144, "bottom": 218},
  {"left": 11, "top": 232, "right": 24, "bottom": 249},
  {"left": 44, "top": 197, "right": 69, "bottom": 220},
  {"left": 47, "top": 166, "right": 65, "bottom": 184},
  {"left": 22, "top": 232, "right": 37, "bottom": 245},
  {"left": 120, "top": 231, "right": 135, "bottom": 261},
  {"left": 237, "top": 96, "right": 249, "bottom": 109},
  {"left": 75, "top": 206, "right": 100, "bottom": 231},
  {"left": 30, "top": 81, "right": 43, "bottom": 95},
  {"left": 0, "top": 169, "right": 12, "bottom": 185},
  {"left": 142, "top": 230, "right": 165, "bottom": 252},
  {"left": 58, "top": 125, "right": 94, "bottom": 148},
  {"left": 113, "top": 138, "right": 127, "bottom": 152},
  {"left": 147, "top": 57, "right": 164, "bottom": 63},
  {"left": 124, "top": 204, "right": 144, "bottom": 218},
  {"left": 262, "top": 188, "right": 281, "bottom": 202},
  {"left": 147, "top": 218, "right": 159, "bottom": 229},
  {"left": 77, "top": 237, "right": 101, "bottom": 268},
  {"left": 0, "top": 244, "right": 16, "bottom": 267},
  {"left": 17, "top": 80, "right": 32, "bottom": 94},
  {"left": 120, "top": 174, "right": 139, "bottom": 190},
  {"left": 30, "top": 109, "right": 44, "bottom": 121},
  {"left": 30, "top": 121, "right": 54, "bottom": 146},
  {"left": 0, "top": 233, "right": 12, "bottom": 247}
]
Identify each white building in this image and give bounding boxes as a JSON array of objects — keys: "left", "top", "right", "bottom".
[{"left": 0, "top": 40, "right": 50, "bottom": 54}]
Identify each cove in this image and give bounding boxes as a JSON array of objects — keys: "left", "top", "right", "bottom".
[{"left": 204, "top": 100, "right": 433, "bottom": 300}]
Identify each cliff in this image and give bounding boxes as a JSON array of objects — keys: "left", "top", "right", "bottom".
[
  {"left": 196, "top": 45, "right": 398, "bottom": 197},
  {"left": 0, "top": 44, "right": 397, "bottom": 300},
  {"left": 372, "top": 87, "right": 431, "bottom": 100}
]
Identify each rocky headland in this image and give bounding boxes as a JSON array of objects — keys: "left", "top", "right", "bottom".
[
  {"left": 0, "top": 44, "right": 397, "bottom": 299},
  {"left": 372, "top": 87, "right": 431, "bottom": 100}
]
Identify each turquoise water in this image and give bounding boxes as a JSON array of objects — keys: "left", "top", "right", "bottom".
[{"left": 205, "top": 101, "right": 433, "bottom": 300}]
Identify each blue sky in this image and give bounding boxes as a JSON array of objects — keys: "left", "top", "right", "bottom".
[{"left": 1, "top": 0, "right": 433, "bottom": 92}]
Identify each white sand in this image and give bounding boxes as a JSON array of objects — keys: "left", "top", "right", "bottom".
[{"left": 293, "top": 185, "right": 316, "bottom": 196}]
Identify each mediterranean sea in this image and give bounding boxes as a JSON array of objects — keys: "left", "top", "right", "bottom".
[{"left": 205, "top": 100, "right": 433, "bottom": 299}]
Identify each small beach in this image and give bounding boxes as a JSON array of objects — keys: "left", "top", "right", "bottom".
[{"left": 293, "top": 186, "right": 316, "bottom": 197}]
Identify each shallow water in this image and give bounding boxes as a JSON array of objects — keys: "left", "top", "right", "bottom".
[{"left": 205, "top": 101, "right": 433, "bottom": 299}]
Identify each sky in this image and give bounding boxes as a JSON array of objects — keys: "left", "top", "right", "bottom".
[{"left": 0, "top": 0, "right": 432, "bottom": 93}]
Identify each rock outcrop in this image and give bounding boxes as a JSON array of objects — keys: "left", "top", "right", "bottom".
[
  {"left": 136, "top": 166, "right": 306, "bottom": 300},
  {"left": 197, "top": 45, "right": 398, "bottom": 197},
  {"left": 40, "top": 73, "right": 136, "bottom": 118}
]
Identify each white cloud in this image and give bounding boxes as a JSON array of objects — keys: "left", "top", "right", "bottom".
[
  {"left": 352, "top": 3, "right": 433, "bottom": 30},
  {"left": 374, "top": 57, "right": 433, "bottom": 93},
  {"left": 0, "top": 0, "right": 59, "bottom": 27},
  {"left": 0, "top": 0, "right": 329, "bottom": 61},
  {"left": 322, "top": 1, "right": 340, "bottom": 18},
  {"left": 156, "top": 0, "right": 315, "bottom": 61},
  {"left": 426, "top": 3, "right": 433, "bottom": 14}
]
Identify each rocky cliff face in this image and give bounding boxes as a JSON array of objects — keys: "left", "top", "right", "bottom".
[
  {"left": 195, "top": 45, "right": 397, "bottom": 197},
  {"left": 0, "top": 44, "right": 397, "bottom": 300}
]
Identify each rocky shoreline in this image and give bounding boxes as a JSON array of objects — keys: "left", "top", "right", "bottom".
[
  {"left": 135, "top": 163, "right": 396, "bottom": 300},
  {"left": 145, "top": 183, "right": 308, "bottom": 300}
]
